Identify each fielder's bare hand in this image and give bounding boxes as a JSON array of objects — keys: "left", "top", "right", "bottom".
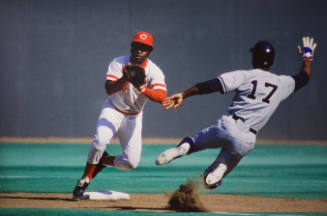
[{"left": 162, "top": 93, "right": 184, "bottom": 110}]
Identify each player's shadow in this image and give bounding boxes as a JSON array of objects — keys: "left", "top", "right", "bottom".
[
  {"left": 0, "top": 195, "right": 75, "bottom": 202},
  {"left": 105, "top": 206, "right": 170, "bottom": 212}
]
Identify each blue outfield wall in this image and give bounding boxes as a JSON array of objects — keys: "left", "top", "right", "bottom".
[{"left": 0, "top": 0, "right": 327, "bottom": 140}]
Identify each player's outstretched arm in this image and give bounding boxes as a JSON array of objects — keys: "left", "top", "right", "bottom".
[
  {"left": 293, "top": 37, "right": 317, "bottom": 91},
  {"left": 162, "top": 85, "right": 201, "bottom": 110},
  {"left": 298, "top": 36, "right": 317, "bottom": 76},
  {"left": 162, "top": 92, "right": 183, "bottom": 109},
  {"left": 162, "top": 78, "right": 223, "bottom": 110}
]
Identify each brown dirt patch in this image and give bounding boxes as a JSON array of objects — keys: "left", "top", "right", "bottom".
[
  {"left": 1, "top": 192, "right": 327, "bottom": 213},
  {"left": 168, "top": 179, "right": 208, "bottom": 212}
]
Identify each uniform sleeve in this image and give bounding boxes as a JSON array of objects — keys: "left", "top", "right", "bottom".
[
  {"left": 278, "top": 75, "right": 295, "bottom": 101},
  {"left": 106, "top": 59, "right": 123, "bottom": 81},
  {"left": 218, "top": 70, "right": 247, "bottom": 93},
  {"left": 292, "top": 70, "right": 310, "bottom": 92},
  {"left": 196, "top": 78, "right": 224, "bottom": 94},
  {"left": 148, "top": 66, "right": 167, "bottom": 92}
]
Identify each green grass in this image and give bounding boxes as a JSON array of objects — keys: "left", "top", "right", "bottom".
[{"left": 0, "top": 143, "right": 326, "bottom": 199}]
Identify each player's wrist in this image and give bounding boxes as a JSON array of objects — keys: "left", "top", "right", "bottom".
[
  {"left": 303, "top": 57, "right": 313, "bottom": 62},
  {"left": 139, "top": 85, "right": 147, "bottom": 93}
]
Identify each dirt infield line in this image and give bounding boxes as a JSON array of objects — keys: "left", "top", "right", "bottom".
[{"left": 0, "top": 193, "right": 327, "bottom": 213}]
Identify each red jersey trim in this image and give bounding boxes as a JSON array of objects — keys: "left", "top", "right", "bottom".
[
  {"left": 151, "top": 83, "right": 167, "bottom": 89},
  {"left": 106, "top": 74, "right": 119, "bottom": 80}
]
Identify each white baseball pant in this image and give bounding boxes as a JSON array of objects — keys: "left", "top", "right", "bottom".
[{"left": 87, "top": 99, "right": 143, "bottom": 170}]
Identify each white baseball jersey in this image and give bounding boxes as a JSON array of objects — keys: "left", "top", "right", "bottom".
[
  {"left": 106, "top": 55, "right": 167, "bottom": 113},
  {"left": 218, "top": 69, "right": 295, "bottom": 132}
]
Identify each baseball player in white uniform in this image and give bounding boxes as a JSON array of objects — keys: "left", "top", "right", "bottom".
[
  {"left": 156, "top": 37, "right": 317, "bottom": 189},
  {"left": 73, "top": 31, "right": 167, "bottom": 199}
]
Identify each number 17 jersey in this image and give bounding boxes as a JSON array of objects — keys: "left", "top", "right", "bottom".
[{"left": 218, "top": 69, "right": 295, "bottom": 132}]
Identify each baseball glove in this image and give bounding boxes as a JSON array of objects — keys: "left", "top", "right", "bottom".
[{"left": 124, "top": 65, "right": 146, "bottom": 88}]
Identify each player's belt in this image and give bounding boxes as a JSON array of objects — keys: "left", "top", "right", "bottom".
[
  {"left": 110, "top": 101, "right": 141, "bottom": 115},
  {"left": 232, "top": 114, "right": 257, "bottom": 135},
  {"left": 114, "top": 106, "right": 141, "bottom": 115}
]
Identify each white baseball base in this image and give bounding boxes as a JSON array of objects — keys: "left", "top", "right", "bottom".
[{"left": 83, "top": 190, "right": 130, "bottom": 200}]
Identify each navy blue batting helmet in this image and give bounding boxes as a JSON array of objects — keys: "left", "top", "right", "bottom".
[{"left": 250, "top": 41, "right": 275, "bottom": 68}]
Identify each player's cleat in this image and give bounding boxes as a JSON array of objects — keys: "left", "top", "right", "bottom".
[
  {"left": 92, "top": 151, "right": 109, "bottom": 178},
  {"left": 72, "top": 176, "right": 90, "bottom": 200},
  {"left": 202, "top": 163, "right": 227, "bottom": 190},
  {"left": 156, "top": 143, "right": 189, "bottom": 165}
]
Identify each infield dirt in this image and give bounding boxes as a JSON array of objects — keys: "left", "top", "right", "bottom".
[{"left": 1, "top": 192, "right": 327, "bottom": 213}]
